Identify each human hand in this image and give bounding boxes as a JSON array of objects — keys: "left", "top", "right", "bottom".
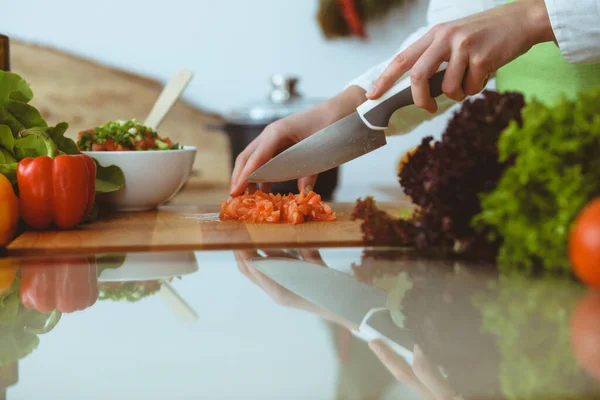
[
  {"left": 229, "top": 86, "right": 366, "bottom": 196},
  {"left": 366, "top": 0, "right": 555, "bottom": 113},
  {"left": 234, "top": 249, "right": 357, "bottom": 331},
  {"left": 369, "top": 340, "right": 462, "bottom": 400}
]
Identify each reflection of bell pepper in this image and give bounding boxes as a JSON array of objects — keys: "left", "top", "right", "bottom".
[
  {"left": 0, "top": 173, "right": 18, "bottom": 245},
  {"left": 20, "top": 257, "right": 99, "bottom": 315},
  {"left": 17, "top": 131, "right": 96, "bottom": 230}
]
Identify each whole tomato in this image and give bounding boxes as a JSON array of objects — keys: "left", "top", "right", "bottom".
[{"left": 569, "top": 198, "right": 600, "bottom": 288}]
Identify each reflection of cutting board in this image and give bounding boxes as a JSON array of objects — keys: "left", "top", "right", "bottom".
[{"left": 7, "top": 203, "right": 412, "bottom": 256}]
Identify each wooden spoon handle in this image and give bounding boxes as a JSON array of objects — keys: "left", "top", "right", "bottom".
[{"left": 144, "top": 69, "right": 194, "bottom": 131}]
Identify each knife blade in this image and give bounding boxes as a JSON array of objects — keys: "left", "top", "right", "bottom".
[
  {"left": 246, "top": 65, "right": 447, "bottom": 183},
  {"left": 250, "top": 257, "right": 387, "bottom": 326},
  {"left": 249, "top": 257, "right": 415, "bottom": 361}
]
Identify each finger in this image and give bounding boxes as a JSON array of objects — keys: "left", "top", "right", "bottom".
[
  {"left": 441, "top": 51, "right": 468, "bottom": 101},
  {"left": 259, "top": 182, "right": 272, "bottom": 194},
  {"left": 298, "top": 248, "right": 326, "bottom": 266},
  {"left": 412, "top": 345, "right": 460, "bottom": 400},
  {"left": 367, "top": 34, "right": 434, "bottom": 99},
  {"left": 246, "top": 183, "right": 257, "bottom": 194},
  {"left": 230, "top": 135, "right": 284, "bottom": 196},
  {"left": 463, "top": 58, "right": 491, "bottom": 96},
  {"left": 369, "top": 340, "right": 436, "bottom": 400},
  {"left": 231, "top": 138, "right": 262, "bottom": 191},
  {"left": 409, "top": 42, "right": 448, "bottom": 114},
  {"left": 234, "top": 250, "right": 260, "bottom": 280},
  {"left": 261, "top": 249, "right": 293, "bottom": 259},
  {"left": 298, "top": 175, "right": 318, "bottom": 194}
]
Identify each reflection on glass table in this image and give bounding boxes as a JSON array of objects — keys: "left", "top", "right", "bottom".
[
  {"left": 1, "top": 247, "right": 600, "bottom": 399},
  {"left": 0, "top": 251, "right": 198, "bottom": 376},
  {"left": 236, "top": 248, "right": 600, "bottom": 400}
]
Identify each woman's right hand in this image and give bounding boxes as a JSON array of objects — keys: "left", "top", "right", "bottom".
[{"left": 229, "top": 85, "right": 367, "bottom": 196}]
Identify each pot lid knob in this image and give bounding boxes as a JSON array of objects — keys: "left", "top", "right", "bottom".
[{"left": 270, "top": 75, "right": 300, "bottom": 104}]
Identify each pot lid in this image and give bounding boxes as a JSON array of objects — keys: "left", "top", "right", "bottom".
[{"left": 226, "top": 75, "right": 323, "bottom": 125}]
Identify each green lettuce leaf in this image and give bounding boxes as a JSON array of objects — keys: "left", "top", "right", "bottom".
[
  {"left": 13, "top": 134, "right": 49, "bottom": 159},
  {"left": 95, "top": 160, "right": 125, "bottom": 193},
  {"left": 0, "top": 125, "right": 14, "bottom": 153},
  {"left": 0, "top": 72, "right": 46, "bottom": 135},
  {"left": 47, "top": 122, "right": 79, "bottom": 155},
  {"left": 0, "top": 164, "right": 17, "bottom": 184}
]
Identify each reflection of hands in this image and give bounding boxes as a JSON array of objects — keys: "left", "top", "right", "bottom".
[
  {"left": 235, "top": 249, "right": 357, "bottom": 362},
  {"left": 369, "top": 340, "right": 462, "bottom": 400},
  {"left": 235, "top": 249, "right": 326, "bottom": 310}
]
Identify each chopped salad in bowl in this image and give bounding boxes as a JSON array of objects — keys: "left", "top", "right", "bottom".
[
  {"left": 77, "top": 119, "right": 181, "bottom": 152},
  {"left": 79, "top": 119, "right": 196, "bottom": 211}
]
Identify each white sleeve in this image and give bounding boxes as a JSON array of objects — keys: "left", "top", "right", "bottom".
[
  {"left": 345, "top": 26, "right": 432, "bottom": 91},
  {"left": 346, "top": 0, "right": 494, "bottom": 91},
  {"left": 345, "top": 0, "right": 496, "bottom": 136},
  {"left": 544, "top": 0, "right": 600, "bottom": 64}
]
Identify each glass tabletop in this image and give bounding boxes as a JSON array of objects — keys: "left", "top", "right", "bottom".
[{"left": 0, "top": 247, "right": 598, "bottom": 400}]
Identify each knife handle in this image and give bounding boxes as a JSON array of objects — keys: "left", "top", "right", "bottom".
[
  {"left": 356, "top": 63, "right": 447, "bottom": 131},
  {"left": 353, "top": 308, "right": 414, "bottom": 364}
]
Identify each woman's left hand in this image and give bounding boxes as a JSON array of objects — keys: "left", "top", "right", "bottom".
[{"left": 366, "top": 0, "right": 556, "bottom": 113}]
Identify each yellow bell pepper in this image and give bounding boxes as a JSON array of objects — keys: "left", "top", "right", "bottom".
[{"left": 0, "top": 173, "right": 18, "bottom": 246}]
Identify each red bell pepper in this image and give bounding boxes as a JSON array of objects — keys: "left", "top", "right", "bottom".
[
  {"left": 17, "top": 131, "right": 96, "bottom": 230},
  {"left": 20, "top": 256, "right": 99, "bottom": 317}
]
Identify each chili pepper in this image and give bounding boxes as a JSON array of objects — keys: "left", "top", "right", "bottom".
[
  {"left": 0, "top": 173, "right": 18, "bottom": 245},
  {"left": 17, "top": 131, "right": 96, "bottom": 230},
  {"left": 20, "top": 256, "right": 99, "bottom": 316}
]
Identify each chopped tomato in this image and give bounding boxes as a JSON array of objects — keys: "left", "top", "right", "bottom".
[
  {"left": 104, "top": 139, "right": 116, "bottom": 151},
  {"left": 220, "top": 190, "right": 336, "bottom": 224},
  {"left": 91, "top": 143, "right": 105, "bottom": 151}
]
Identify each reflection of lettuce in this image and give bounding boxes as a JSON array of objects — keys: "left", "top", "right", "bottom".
[
  {"left": 99, "top": 280, "right": 169, "bottom": 303},
  {"left": 474, "top": 274, "right": 600, "bottom": 399},
  {"left": 0, "top": 279, "right": 52, "bottom": 366}
]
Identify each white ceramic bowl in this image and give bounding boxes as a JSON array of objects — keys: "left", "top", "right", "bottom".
[
  {"left": 83, "top": 146, "right": 197, "bottom": 211},
  {"left": 97, "top": 251, "right": 199, "bottom": 282}
]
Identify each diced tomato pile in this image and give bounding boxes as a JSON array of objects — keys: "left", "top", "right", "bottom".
[{"left": 219, "top": 190, "right": 336, "bottom": 224}]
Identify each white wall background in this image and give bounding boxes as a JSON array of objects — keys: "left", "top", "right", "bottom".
[{"left": 3, "top": 0, "right": 455, "bottom": 200}]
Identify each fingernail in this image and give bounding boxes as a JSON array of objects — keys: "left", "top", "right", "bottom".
[
  {"left": 366, "top": 85, "right": 377, "bottom": 97},
  {"left": 304, "top": 185, "right": 313, "bottom": 193}
]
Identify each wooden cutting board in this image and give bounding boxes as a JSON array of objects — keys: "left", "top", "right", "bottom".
[{"left": 7, "top": 203, "right": 412, "bottom": 256}]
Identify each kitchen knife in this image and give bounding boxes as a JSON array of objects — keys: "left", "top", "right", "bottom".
[
  {"left": 249, "top": 257, "right": 415, "bottom": 363},
  {"left": 246, "top": 64, "right": 447, "bottom": 183}
]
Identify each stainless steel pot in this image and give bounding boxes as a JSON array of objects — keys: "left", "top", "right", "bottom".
[{"left": 213, "top": 75, "right": 339, "bottom": 200}]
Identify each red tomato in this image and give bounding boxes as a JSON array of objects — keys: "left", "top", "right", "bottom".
[
  {"left": 569, "top": 198, "right": 600, "bottom": 288},
  {"left": 571, "top": 290, "right": 600, "bottom": 381},
  {"left": 91, "top": 143, "right": 105, "bottom": 151},
  {"left": 116, "top": 144, "right": 128, "bottom": 151},
  {"left": 163, "top": 138, "right": 173, "bottom": 146},
  {"left": 104, "top": 139, "right": 116, "bottom": 151}
]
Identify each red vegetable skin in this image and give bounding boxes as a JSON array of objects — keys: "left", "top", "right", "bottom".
[
  {"left": 569, "top": 198, "right": 600, "bottom": 289},
  {"left": 337, "top": 0, "right": 365, "bottom": 38},
  {"left": 18, "top": 154, "right": 96, "bottom": 230},
  {"left": 571, "top": 290, "right": 600, "bottom": 381},
  {"left": 20, "top": 257, "right": 99, "bottom": 313}
]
